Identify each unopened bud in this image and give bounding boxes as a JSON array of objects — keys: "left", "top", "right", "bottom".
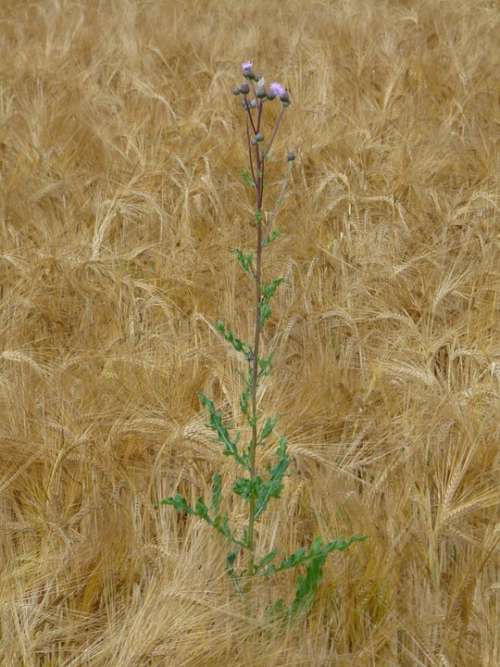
[
  {"left": 239, "top": 82, "right": 250, "bottom": 94},
  {"left": 280, "top": 90, "right": 291, "bottom": 106},
  {"left": 233, "top": 86, "right": 241, "bottom": 96},
  {"left": 255, "top": 132, "right": 264, "bottom": 142},
  {"left": 256, "top": 77, "right": 266, "bottom": 98}
]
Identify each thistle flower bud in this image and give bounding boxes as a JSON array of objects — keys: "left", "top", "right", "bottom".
[
  {"left": 239, "top": 82, "right": 250, "bottom": 95},
  {"left": 280, "top": 90, "right": 291, "bottom": 106},
  {"left": 256, "top": 77, "right": 266, "bottom": 98},
  {"left": 250, "top": 99, "right": 257, "bottom": 108},
  {"left": 255, "top": 132, "right": 264, "bottom": 142},
  {"left": 233, "top": 86, "right": 241, "bottom": 96}
]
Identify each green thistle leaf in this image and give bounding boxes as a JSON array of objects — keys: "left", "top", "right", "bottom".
[
  {"left": 195, "top": 498, "right": 210, "bottom": 520},
  {"left": 215, "top": 321, "right": 252, "bottom": 357},
  {"left": 259, "top": 301, "right": 272, "bottom": 326},
  {"left": 262, "top": 277, "right": 285, "bottom": 300},
  {"left": 260, "top": 416, "right": 278, "bottom": 442},
  {"left": 211, "top": 473, "right": 222, "bottom": 515},
  {"left": 159, "top": 493, "right": 191, "bottom": 513},
  {"left": 233, "top": 248, "right": 254, "bottom": 274},
  {"left": 255, "top": 549, "right": 278, "bottom": 573},
  {"left": 198, "top": 392, "right": 250, "bottom": 470},
  {"left": 258, "top": 353, "right": 274, "bottom": 376},
  {"left": 262, "top": 228, "right": 281, "bottom": 247},
  {"left": 241, "top": 168, "right": 255, "bottom": 188}
]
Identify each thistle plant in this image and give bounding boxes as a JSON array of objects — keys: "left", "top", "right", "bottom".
[{"left": 158, "top": 61, "right": 366, "bottom": 621}]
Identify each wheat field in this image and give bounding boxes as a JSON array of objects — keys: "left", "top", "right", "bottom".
[{"left": 0, "top": 0, "right": 499, "bottom": 665}]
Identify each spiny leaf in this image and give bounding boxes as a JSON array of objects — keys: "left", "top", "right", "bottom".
[
  {"left": 240, "top": 368, "right": 253, "bottom": 417},
  {"left": 254, "top": 436, "right": 290, "bottom": 518},
  {"left": 262, "top": 228, "right": 281, "bottom": 247},
  {"left": 255, "top": 549, "right": 278, "bottom": 573},
  {"left": 215, "top": 321, "right": 252, "bottom": 357},
  {"left": 198, "top": 392, "right": 250, "bottom": 470},
  {"left": 159, "top": 493, "right": 191, "bottom": 513},
  {"left": 259, "top": 301, "right": 272, "bottom": 326},
  {"left": 233, "top": 248, "right": 254, "bottom": 274},
  {"left": 262, "top": 277, "right": 285, "bottom": 300},
  {"left": 259, "top": 277, "right": 285, "bottom": 326},
  {"left": 213, "top": 513, "right": 233, "bottom": 541},
  {"left": 248, "top": 414, "right": 258, "bottom": 428},
  {"left": 260, "top": 416, "right": 278, "bottom": 442},
  {"left": 240, "top": 386, "right": 251, "bottom": 416},
  {"left": 241, "top": 168, "right": 255, "bottom": 188},
  {"left": 266, "top": 534, "right": 367, "bottom": 577},
  {"left": 159, "top": 490, "right": 249, "bottom": 548},
  {"left": 211, "top": 473, "right": 222, "bottom": 515},
  {"left": 195, "top": 498, "right": 210, "bottom": 520},
  {"left": 258, "top": 353, "right": 274, "bottom": 376},
  {"left": 233, "top": 475, "right": 262, "bottom": 501}
]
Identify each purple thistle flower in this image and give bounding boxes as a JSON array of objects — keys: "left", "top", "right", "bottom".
[
  {"left": 269, "top": 82, "right": 285, "bottom": 98},
  {"left": 241, "top": 61, "right": 254, "bottom": 78}
]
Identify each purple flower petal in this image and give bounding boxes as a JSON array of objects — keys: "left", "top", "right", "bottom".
[{"left": 269, "top": 82, "right": 285, "bottom": 97}]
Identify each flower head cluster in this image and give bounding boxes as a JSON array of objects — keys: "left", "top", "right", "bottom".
[{"left": 233, "top": 61, "right": 291, "bottom": 107}]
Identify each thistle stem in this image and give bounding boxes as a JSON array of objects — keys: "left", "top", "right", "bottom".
[
  {"left": 246, "top": 99, "right": 266, "bottom": 576},
  {"left": 245, "top": 116, "right": 256, "bottom": 187}
]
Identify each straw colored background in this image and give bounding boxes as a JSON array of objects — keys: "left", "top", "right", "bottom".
[{"left": 0, "top": 0, "right": 499, "bottom": 664}]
